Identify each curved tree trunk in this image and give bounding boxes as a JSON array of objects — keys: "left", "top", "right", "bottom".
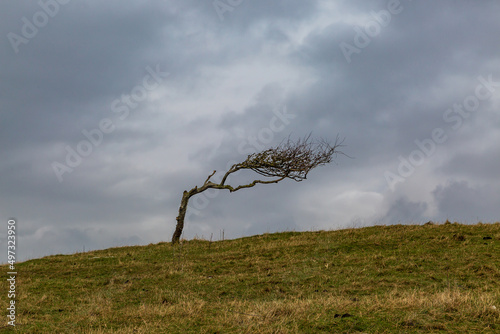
[{"left": 172, "top": 190, "right": 191, "bottom": 243}]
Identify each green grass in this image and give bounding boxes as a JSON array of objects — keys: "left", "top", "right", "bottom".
[{"left": 2, "top": 222, "right": 499, "bottom": 333}]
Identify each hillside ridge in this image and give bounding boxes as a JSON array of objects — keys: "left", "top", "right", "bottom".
[{"left": 2, "top": 222, "right": 499, "bottom": 333}]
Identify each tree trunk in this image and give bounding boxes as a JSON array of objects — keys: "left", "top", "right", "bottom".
[{"left": 172, "top": 190, "right": 191, "bottom": 243}]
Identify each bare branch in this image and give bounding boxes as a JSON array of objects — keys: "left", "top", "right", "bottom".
[
  {"left": 237, "top": 134, "right": 345, "bottom": 182},
  {"left": 204, "top": 170, "right": 217, "bottom": 185},
  {"left": 220, "top": 165, "right": 241, "bottom": 186},
  {"left": 230, "top": 176, "right": 286, "bottom": 192}
]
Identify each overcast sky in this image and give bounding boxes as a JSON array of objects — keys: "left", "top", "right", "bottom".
[{"left": 1, "top": 0, "right": 499, "bottom": 263}]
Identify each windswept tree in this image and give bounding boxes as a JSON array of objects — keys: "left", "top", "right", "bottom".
[{"left": 172, "top": 135, "right": 345, "bottom": 243}]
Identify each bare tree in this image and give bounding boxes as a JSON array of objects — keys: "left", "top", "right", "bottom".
[{"left": 172, "top": 134, "right": 345, "bottom": 243}]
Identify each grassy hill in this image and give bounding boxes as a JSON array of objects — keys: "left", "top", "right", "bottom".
[{"left": 2, "top": 222, "right": 499, "bottom": 333}]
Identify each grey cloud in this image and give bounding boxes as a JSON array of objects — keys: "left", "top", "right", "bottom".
[
  {"left": 380, "top": 196, "right": 428, "bottom": 224},
  {"left": 432, "top": 180, "right": 500, "bottom": 223},
  {"left": 439, "top": 143, "right": 500, "bottom": 181}
]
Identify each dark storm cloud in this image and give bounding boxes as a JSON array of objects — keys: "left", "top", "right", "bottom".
[
  {"left": 295, "top": 0, "right": 500, "bottom": 142},
  {"left": 1, "top": 3, "right": 174, "bottom": 155},
  {"left": 380, "top": 196, "right": 428, "bottom": 224},
  {"left": 1, "top": 0, "right": 499, "bottom": 262},
  {"left": 432, "top": 180, "right": 500, "bottom": 222}
]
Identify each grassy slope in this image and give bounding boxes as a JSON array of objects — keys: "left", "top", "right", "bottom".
[{"left": 1, "top": 222, "right": 499, "bottom": 333}]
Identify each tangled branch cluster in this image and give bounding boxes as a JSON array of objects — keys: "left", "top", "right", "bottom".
[{"left": 238, "top": 134, "right": 344, "bottom": 181}]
